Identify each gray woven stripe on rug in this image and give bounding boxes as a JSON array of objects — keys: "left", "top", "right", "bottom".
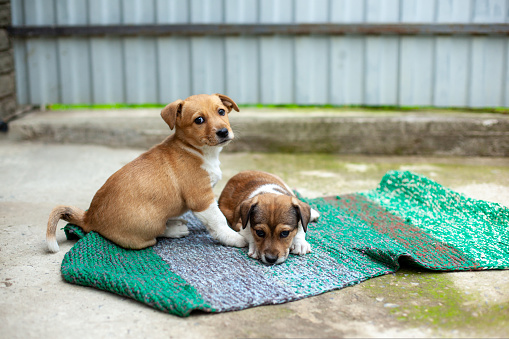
[{"left": 154, "top": 212, "right": 363, "bottom": 312}]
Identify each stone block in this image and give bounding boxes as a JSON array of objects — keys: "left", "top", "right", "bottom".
[
  {"left": 0, "top": 30, "right": 8, "bottom": 51},
  {"left": 0, "top": 72, "right": 14, "bottom": 97},
  {"left": 0, "top": 2, "right": 11, "bottom": 26},
  {"left": 0, "top": 49, "right": 13, "bottom": 73},
  {"left": 0, "top": 93, "right": 16, "bottom": 119}
]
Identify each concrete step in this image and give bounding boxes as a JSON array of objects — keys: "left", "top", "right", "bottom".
[{"left": 6, "top": 108, "right": 509, "bottom": 156}]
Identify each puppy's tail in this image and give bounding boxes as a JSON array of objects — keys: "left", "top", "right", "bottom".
[{"left": 46, "top": 205, "right": 86, "bottom": 253}]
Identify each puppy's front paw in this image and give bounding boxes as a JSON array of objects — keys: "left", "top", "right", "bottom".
[
  {"left": 291, "top": 239, "right": 311, "bottom": 255},
  {"left": 248, "top": 246, "right": 260, "bottom": 259},
  {"left": 221, "top": 231, "right": 248, "bottom": 248}
]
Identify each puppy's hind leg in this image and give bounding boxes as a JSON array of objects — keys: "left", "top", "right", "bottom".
[{"left": 162, "top": 218, "right": 189, "bottom": 238}]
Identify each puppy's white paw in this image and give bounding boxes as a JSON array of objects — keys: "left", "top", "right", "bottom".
[
  {"left": 163, "top": 219, "right": 189, "bottom": 238},
  {"left": 220, "top": 231, "right": 248, "bottom": 248},
  {"left": 310, "top": 208, "right": 320, "bottom": 222},
  {"left": 248, "top": 245, "right": 260, "bottom": 259},
  {"left": 291, "top": 238, "right": 311, "bottom": 255}
]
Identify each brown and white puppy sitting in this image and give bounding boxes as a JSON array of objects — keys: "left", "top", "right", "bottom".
[
  {"left": 46, "top": 93, "right": 247, "bottom": 252},
  {"left": 219, "top": 171, "right": 320, "bottom": 265}
]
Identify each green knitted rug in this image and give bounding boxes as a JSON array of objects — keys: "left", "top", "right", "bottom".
[{"left": 61, "top": 171, "right": 509, "bottom": 316}]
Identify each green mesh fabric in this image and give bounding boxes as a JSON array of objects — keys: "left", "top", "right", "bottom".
[
  {"left": 61, "top": 229, "right": 212, "bottom": 316},
  {"left": 360, "top": 171, "right": 509, "bottom": 269},
  {"left": 61, "top": 171, "right": 509, "bottom": 316}
]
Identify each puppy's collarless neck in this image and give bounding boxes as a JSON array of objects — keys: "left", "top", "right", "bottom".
[
  {"left": 172, "top": 135, "right": 202, "bottom": 155},
  {"left": 199, "top": 144, "right": 223, "bottom": 158}
]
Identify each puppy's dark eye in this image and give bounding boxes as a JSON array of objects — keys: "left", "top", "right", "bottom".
[
  {"left": 218, "top": 109, "right": 226, "bottom": 116},
  {"left": 280, "top": 231, "right": 290, "bottom": 238},
  {"left": 255, "top": 230, "right": 265, "bottom": 238},
  {"left": 194, "top": 117, "right": 205, "bottom": 124}
]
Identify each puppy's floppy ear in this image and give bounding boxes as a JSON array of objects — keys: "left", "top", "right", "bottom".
[
  {"left": 161, "top": 99, "right": 184, "bottom": 130},
  {"left": 215, "top": 93, "right": 239, "bottom": 113},
  {"left": 233, "top": 196, "right": 259, "bottom": 229},
  {"left": 291, "top": 197, "right": 311, "bottom": 232}
]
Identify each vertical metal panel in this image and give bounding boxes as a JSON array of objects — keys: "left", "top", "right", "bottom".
[
  {"left": 224, "top": 0, "right": 260, "bottom": 103},
  {"left": 330, "top": 36, "right": 365, "bottom": 105},
  {"left": 225, "top": 0, "right": 258, "bottom": 23},
  {"left": 122, "top": 0, "right": 158, "bottom": 103},
  {"left": 365, "top": 0, "right": 401, "bottom": 22},
  {"left": 295, "top": 0, "right": 329, "bottom": 22},
  {"left": 122, "top": 0, "right": 155, "bottom": 24},
  {"left": 124, "top": 37, "right": 159, "bottom": 103},
  {"left": 156, "top": 1, "right": 191, "bottom": 102},
  {"left": 88, "top": 0, "right": 122, "bottom": 24},
  {"left": 365, "top": 36, "right": 399, "bottom": 105},
  {"left": 330, "top": 0, "right": 366, "bottom": 23},
  {"left": 190, "top": 0, "right": 224, "bottom": 23},
  {"left": 25, "top": 38, "right": 60, "bottom": 105},
  {"left": 505, "top": 41, "right": 509, "bottom": 106},
  {"left": 58, "top": 38, "right": 92, "bottom": 104},
  {"left": 155, "top": 0, "right": 190, "bottom": 24},
  {"left": 190, "top": 37, "right": 226, "bottom": 95},
  {"left": 224, "top": 37, "right": 259, "bottom": 103},
  {"left": 400, "top": 0, "right": 436, "bottom": 22},
  {"left": 433, "top": 0, "right": 475, "bottom": 107},
  {"left": 13, "top": 40, "right": 28, "bottom": 104},
  {"left": 507, "top": 0, "right": 509, "bottom": 22},
  {"left": 89, "top": 38, "right": 125, "bottom": 103},
  {"left": 157, "top": 37, "right": 192, "bottom": 102},
  {"left": 469, "top": 37, "right": 506, "bottom": 107},
  {"left": 472, "top": 0, "right": 508, "bottom": 23},
  {"left": 23, "top": 0, "right": 60, "bottom": 105},
  {"left": 259, "top": 0, "right": 294, "bottom": 103},
  {"left": 55, "top": 0, "right": 88, "bottom": 24},
  {"left": 399, "top": 1, "right": 436, "bottom": 106},
  {"left": 434, "top": 37, "right": 471, "bottom": 107},
  {"left": 399, "top": 37, "right": 434, "bottom": 106},
  {"left": 436, "top": 0, "right": 474, "bottom": 22},
  {"left": 295, "top": 36, "right": 329, "bottom": 104},
  {"left": 55, "top": 0, "right": 91, "bottom": 104},
  {"left": 89, "top": 0, "right": 125, "bottom": 103},
  {"left": 23, "top": 0, "right": 56, "bottom": 24},
  {"left": 260, "top": 36, "right": 294, "bottom": 104},
  {"left": 12, "top": 0, "right": 27, "bottom": 104},
  {"left": 190, "top": 0, "right": 226, "bottom": 96},
  {"left": 11, "top": 0, "right": 25, "bottom": 25},
  {"left": 259, "top": 0, "right": 294, "bottom": 23}
]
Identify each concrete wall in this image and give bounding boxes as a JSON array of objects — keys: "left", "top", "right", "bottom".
[{"left": 0, "top": 0, "right": 15, "bottom": 121}]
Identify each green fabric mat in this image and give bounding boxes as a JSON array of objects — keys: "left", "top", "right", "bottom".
[{"left": 61, "top": 171, "right": 509, "bottom": 316}]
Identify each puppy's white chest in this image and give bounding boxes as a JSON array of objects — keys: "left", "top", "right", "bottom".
[{"left": 200, "top": 147, "right": 222, "bottom": 187}]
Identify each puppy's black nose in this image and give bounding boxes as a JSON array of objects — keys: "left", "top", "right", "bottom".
[
  {"left": 265, "top": 254, "right": 278, "bottom": 264},
  {"left": 216, "top": 128, "right": 229, "bottom": 138}
]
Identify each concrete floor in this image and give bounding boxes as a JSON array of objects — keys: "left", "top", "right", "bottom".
[{"left": 1, "top": 139, "right": 508, "bottom": 338}]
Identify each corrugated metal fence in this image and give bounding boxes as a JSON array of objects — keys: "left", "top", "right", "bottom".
[{"left": 10, "top": 0, "right": 509, "bottom": 107}]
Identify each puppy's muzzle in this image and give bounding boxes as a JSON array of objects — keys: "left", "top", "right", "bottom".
[
  {"left": 216, "top": 128, "right": 233, "bottom": 144},
  {"left": 216, "top": 128, "right": 229, "bottom": 138},
  {"left": 264, "top": 254, "right": 279, "bottom": 264}
]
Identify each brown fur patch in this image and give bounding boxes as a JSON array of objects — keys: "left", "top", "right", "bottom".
[
  {"left": 248, "top": 195, "right": 300, "bottom": 259},
  {"left": 47, "top": 94, "right": 238, "bottom": 250},
  {"left": 219, "top": 170, "right": 312, "bottom": 262}
]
